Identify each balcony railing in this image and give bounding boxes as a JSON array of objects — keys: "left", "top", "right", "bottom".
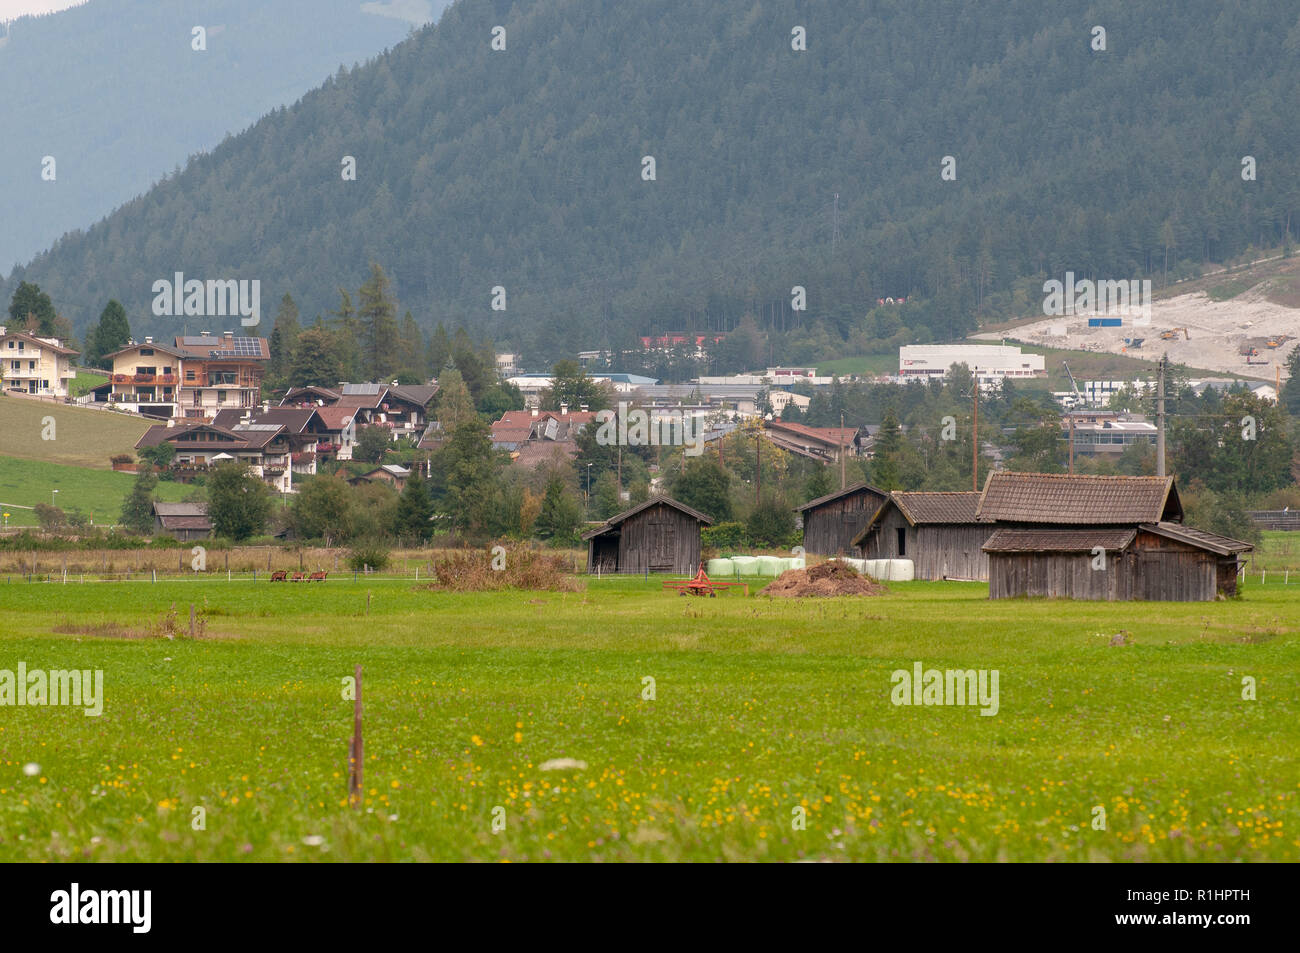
[{"left": 112, "top": 373, "right": 176, "bottom": 385}]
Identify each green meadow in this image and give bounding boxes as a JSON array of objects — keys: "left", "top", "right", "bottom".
[
  {"left": 0, "top": 457, "right": 193, "bottom": 527},
  {"left": 0, "top": 574, "right": 1295, "bottom": 862}
]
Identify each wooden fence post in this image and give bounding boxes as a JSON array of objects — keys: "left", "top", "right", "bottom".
[
  {"left": 189, "top": 604, "right": 196, "bottom": 638},
  {"left": 349, "top": 664, "right": 363, "bottom": 808}
]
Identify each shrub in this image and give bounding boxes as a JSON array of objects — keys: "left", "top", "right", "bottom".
[
  {"left": 424, "top": 547, "right": 582, "bottom": 592},
  {"left": 346, "top": 540, "right": 391, "bottom": 572},
  {"left": 702, "top": 521, "right": 748, "bottom": 550}
]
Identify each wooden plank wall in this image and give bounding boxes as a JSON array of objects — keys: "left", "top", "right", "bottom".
[
  {"left": 859, "top": 510, "right": 992, "bottom": 580},
  {"left": 989, "top": 539, "right": 1221, "bottom": 601},
  {"left": 615, "top": 503, "right": 702, "bottom": 574},
  {"left": 803, "top": 488, "right": 887, "bottom": 555}
]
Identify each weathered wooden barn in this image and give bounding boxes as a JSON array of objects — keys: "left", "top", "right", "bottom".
[
  {"left": 977, "top": 472, "right": 1252, "bottom": 601},
  {"left": 584, "top": 497, "right": 714, "bottom": 574},
  {"left": 852, "top": 491, "right": 994, "bottom": 580},
  {"left": 796, "top": 482, "right": 888, "bottom": 556}
]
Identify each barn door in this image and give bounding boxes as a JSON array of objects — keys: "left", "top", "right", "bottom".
[{"left": 649, "top": 518, "right": 677, "bottom": 572}]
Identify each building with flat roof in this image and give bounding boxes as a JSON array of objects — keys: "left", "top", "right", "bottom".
[{"left": 899, "top": 345, "right": 1045, "bottom": 383}]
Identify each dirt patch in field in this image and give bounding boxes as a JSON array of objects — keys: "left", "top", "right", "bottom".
[
  {"left": 764, "top": 562, "right": 888, "bottom": 598},
  {"left": 51, "top": 621, "right": 147, "bottom": 640}
]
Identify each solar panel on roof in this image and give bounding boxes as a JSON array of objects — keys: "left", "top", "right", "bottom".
[
  {"left": 342, "top": 383, "right": 382, "bottom": 395},
  {"left": 207, "top": 338, "right": 263, "bottom": 359}
]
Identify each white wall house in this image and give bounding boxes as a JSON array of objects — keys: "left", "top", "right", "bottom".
[{"left": 899, "top": 345, "right": 1046, "bottom": 382}]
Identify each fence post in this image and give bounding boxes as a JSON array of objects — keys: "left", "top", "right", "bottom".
[
  {"left": 349, "top": 664, "right": 363, "bottom": 808},
  {"left": 189, "top": 604, "right": 196, "bottom": 638}
]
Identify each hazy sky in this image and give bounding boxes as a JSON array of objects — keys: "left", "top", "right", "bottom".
[{"left": 0, "top": 0, "right": 86, "bottom": 21}]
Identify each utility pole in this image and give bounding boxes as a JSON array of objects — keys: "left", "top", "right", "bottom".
[
  {"left": 972, "top": 370, "right": 979, "bottom": 492},
  {"left": 755, "top": 425, "right": 761, "bottom": 505},
  {"left": 1156, "top": 354, "right": 1166, "bottom": 478},
  {"left": 1068, "top": 414, "right": 1075, "bottom": 475}
]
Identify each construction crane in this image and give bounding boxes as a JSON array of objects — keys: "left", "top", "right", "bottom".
[
  {"left": 1061, "top": 362, "right": 1084, "bottom": 405},
  {"left": 1159, "top": 327, "right": 1190, "bottom": 341}
]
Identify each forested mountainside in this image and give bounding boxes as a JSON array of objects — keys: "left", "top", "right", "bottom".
[
  {"left": 0, "top": 0, "right": 452, "bottom": 269},
  {"left": 7, "top": 0, "right": 1300, "bottom": 368}
]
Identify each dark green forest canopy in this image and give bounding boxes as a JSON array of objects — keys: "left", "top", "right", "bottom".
[{"left": 7, "top": 0, "right": 1300, "bottom": 367}]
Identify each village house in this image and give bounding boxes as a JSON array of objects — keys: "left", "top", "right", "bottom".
[
  {"left": 280, "top": 382, "right": 435, "bottom": 449},
  {"left": 335, "top": 382, "right": 439, "bottom": 442},
  {"left": 212, "top": 407, "right": 328, "bottom": 478},
  {"left": 796, "top": 482, "right": 888, "bottom": 556},
  {"left": 584, "top": 496, "right": 714, "bottom": 574},
  {"left": 135, "top": 419, "right": 297, "bottom": 493},
  {"left": 491, "top": 407, "right": 596, "bottom": 468},
  {"left": 95, "top": 339, "right": 187, "bottom": 418},
  {"left": 172, "top": 331, "right": 270, "bottom": 419},
  {"left": 976, "top": 472, "right": 1252, "bottom": 601},
  {"left": 0, "top": 326, "right": 78, "bottom": 399},
  {"left": 853, "top": 491, "right": 994, "bottom": 580},
  {"left": 348, "top": 464, "right": 411, "bottom": 491},
  {"left": 764, "top": 419, "right": 862, "bottom": 464}
]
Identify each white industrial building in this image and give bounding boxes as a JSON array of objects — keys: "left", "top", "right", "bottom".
[{"left": 899, "top": 345, "right": 1045, "bottom": 383}]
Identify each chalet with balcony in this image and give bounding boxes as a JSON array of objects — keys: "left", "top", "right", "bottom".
[
  {"left": 335, "top": 382, "right": 439, "bottom": 441},
  {"left": 173, "top": 331, "right": 269, "bottom": 419},
  {"left": 100, "top": 339, "right": 185, "bottom": 418},
  {"left": 212, "top": 407, "right": 329, "bottom": 477},
  {"left": 136, "top": 419, "right": 297, "bottom": 493},
  {"left": 0, "top": 327, "right": 78, "bottom": 399}
]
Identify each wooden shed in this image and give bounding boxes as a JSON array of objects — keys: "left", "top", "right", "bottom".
[
  {"left": 852, "top": 491, "right": 994, "bottom": 580},
  {"left": 151, "top": 502, "right": 212, "bottom": 541},
  {"left": 977, "top": 472, "right": 1252, "bottom": 601},
  {"left": 796, "top": 482, "right": 888, "bottom": 556},
  {"left": 584, "top": 496, "right": 714, "bottom": 574}
]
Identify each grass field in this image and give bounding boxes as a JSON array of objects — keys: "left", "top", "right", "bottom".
[
  {"left": 0, "top": 457, "right": 193, "bottom": 527},
  {"left": 69, "top": 372, "right": 109, "bottom": 399},
  {"left": 0, "top": 396, "right": 157, "bottom": 468},
  {"left": 0, "top": 573, "right": 1295, "bottom": 861}
]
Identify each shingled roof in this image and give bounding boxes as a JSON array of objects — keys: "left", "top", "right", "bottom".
[
  {"left": 795, "top": 481, "right": 885, "bottom": 513},
  {"left": 977, "top": 472, "right": 1181, "bottom": 525},
  {"left": 850, "top": 490, "right": 986, "bottom": 548},
  {"left": 581, "top": 496, "right": 714, "bottom": 539},
  {"left": 982, "top": 521, "right": 1253, "bottom": 556},
  {"left": 982, "top": 527, "right": 1138, "bottom": 553},
  {"left": 892, "top": 491, "right": 984, "bottom": 525}
]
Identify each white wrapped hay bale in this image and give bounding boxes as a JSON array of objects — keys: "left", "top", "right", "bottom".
[
  {"left": 706, "top": 558, "right": 735, "bottom": 577},
  {"left": 730, "top": 555, "right": 758, "bottom": 575},
  {"left": 864, "top": 558, "right": 914, "bottom": 581}
]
